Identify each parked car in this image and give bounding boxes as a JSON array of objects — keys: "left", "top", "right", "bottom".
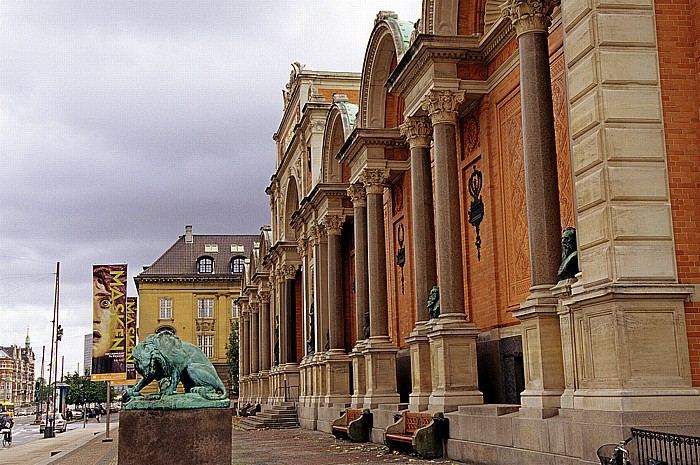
[
  {"left": 71, "top": 409, "right": 84, "bottom": 420},
  {"left": 39, "top": 413, "right": 67, "bottom": 433}
]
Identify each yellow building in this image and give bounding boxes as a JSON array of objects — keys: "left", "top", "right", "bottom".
[{"left": 134, "top": 225, "right": 258, "bottom": 390}]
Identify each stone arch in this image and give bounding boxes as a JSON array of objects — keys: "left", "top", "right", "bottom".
[
  {"left": 283, "top": 177, "right": 299, "bottom": 241},
  {"left": 422, "top": 0, "right": 458, "bottom": 35},
  {"left": 322, "top": 97, "right": 358, "bottom": 183},
  {"left": 359, "top": 12, "right": 413, "bottom": 129}
]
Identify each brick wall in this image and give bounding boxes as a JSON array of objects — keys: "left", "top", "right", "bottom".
[{"left": 655, "top": 0, "right": 700, "bottom": 385}]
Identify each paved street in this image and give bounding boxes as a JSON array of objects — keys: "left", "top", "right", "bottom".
[{"left": 2, "top": 419, "right": 466, "bottom": 465}]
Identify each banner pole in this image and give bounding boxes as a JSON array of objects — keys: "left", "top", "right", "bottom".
[{"left": 103, "top": 380, "right": 113, "bottom": 442}]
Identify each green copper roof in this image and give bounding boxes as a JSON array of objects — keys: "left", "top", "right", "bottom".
[
  {"left": 386, "top": 17, "right": 414, "bottom": 53},
  {"left": 340, "top": 102, "right": 359, "bottom": 129}
]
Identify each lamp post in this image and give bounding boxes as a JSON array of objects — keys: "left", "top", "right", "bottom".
[{"left": 43, "top": 262, "right": 60, "bottom": 439}]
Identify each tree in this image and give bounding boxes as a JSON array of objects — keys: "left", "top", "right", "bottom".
[
  {"left": 226, "top": 319, "right": 239, "bottom": 398},
  {"left": 63, "top": 371, "right": 115, "bottom": 406}
]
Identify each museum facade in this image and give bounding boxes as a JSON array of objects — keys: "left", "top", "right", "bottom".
[{"left": 237, "top": 0, "right": 700, "bottom": 463}]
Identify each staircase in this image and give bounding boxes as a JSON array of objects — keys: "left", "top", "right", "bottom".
[{"left": 237, "top": 402, "right": 299, "bottom": 430}]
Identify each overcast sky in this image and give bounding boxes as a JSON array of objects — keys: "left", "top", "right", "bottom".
[{"left": 0, "top": 0, "right": 422, "bottom": 382}]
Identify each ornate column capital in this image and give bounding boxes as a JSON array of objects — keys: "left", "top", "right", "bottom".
[
  {"left": 250, "top": 300, "right": 260, "bottom": 313},
  {"left": 420, "top": 90, "right": 465, "bottom": 126},
  {"left": 297, "top": 237, "right": 308, "bottom": 258},
  {"left": 321, "top": 214, "right": 345, "bottom": 236},
  {"left": 268, "top": 272, "right": 276, "bottom": 290},
  {"left": 281, "top": 263, "right": 298, "bottom": 280},
  {"left": 360, "top": 168, "right": 390, "bottom": 195},
  {"left": 346, "top": 183, "right": 367, "bottom": 208},
  {"left": 400, "top": 116, "right": 433, "bottom": 149},
  {"left": 258, "top": 289, "right": 271, "bottom": 303},
  {"left": 501, "top": 0, "right": 559, "bottom": 36}
]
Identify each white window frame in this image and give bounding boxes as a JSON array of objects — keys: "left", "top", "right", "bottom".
[
  {"left": 231, "top": 301, "right": 239, "bottom": 318},
  {"left": 198, "top": 298, "right": 214, "bottom": 319},
  {"left": 159, "top": 298, "right": 173, "bottom": 320},
  {"left": 204, "top": 244, "right": 219, "bottom": 253},
  {"left": 197, "top": 334, "right": 214, "bottom": 358}
]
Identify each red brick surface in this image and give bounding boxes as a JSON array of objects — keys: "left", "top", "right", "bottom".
[{"left": 655, "top": 0, "right": 700, "bottom": 385}]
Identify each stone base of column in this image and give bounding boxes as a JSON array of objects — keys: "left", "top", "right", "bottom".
[
  {"left": 278, "top": 363, "right": 300, "bottom": 403},
  {"left": 513, "top": 286, "right": 565, "bottom": 418},
  {"left": 268, "top": 367, "right": 281, "bottom": 403},
  {"left": 324, "top": 349, "right": 351, "bottom": 404},
  {"left": 249, "top": 373, "right": 260, "bottom": 401},
  {"left": 350, "top": 342, "right": 367, "bottom": 408},
  {"left": 239, "top": 376, "right": 249, "bottom": 403},
  {"left": 552, "top": 278, "right": 577, "bottom": 411},
  {"left": 298, "top": 356, "right": 312, "bottom": 405},
  {"left": 362, "top": 336, "right": 400, "bottom": 408},
  {"left": 428, "top": 314, "right": 483, "bottom": 413},
  {"left": 565, "top": 283, "right": 700, "bottom": 412},
  {"left": 406, "top": 321, "right": 432, "bottom": 412},
  {"left": 257, "top": 371, "right": 270, "bottom": 405}
]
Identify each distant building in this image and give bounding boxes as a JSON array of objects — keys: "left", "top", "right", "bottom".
[
  {"left": 0, "top": 333, "right": 35, "bottom": 406},
  {"left": 134, "top": 225, "right": 258, "bottom": 390},
  {"left": 83, "top": 333, "right": 92, "bottom": 376}
]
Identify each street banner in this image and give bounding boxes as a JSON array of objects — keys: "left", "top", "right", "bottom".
[
  {"left": 112, "top": 297, "right": 138, "bottom": 385},
  {"left": 91, "top": 264, "right": 127, "bottom": 381}
]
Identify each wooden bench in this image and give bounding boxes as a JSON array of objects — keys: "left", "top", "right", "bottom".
[
  {"left": 384, "top": 411, "right": 447, "bottom": 459},
  {"left": 331, "top": 408, "right": 372, "bottom": 442}
]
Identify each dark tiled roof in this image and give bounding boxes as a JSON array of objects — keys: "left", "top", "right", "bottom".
[{"left": 136, "top": 234, "right": 259, "bottom": 279}]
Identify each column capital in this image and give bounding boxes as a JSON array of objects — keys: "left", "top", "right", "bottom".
[
  {"left": 281, "top": 263, "right": 297, "bottom": 280},
  {"left": 420, "top": 90, "right": 465, "bottom": 126},
  {"left": 346, "top": 183, "right": 367, "bottom": 208},
  {"left": 360, "top": 168, "right": 390, "bottom": 195},
  {"left": 250, "top": 300, "right": 260, "bottom": 312},
  {"left": 321, "top": 214, "right": 344, "bottom": 236},
  {"left": 258, "top": 289, "right": 271, "bottom": 303},
  {"left": 501, "top": 0, "right": 559, "bottom": 36},
  {"left": 297, "top": 237, "right": 308, "bottom": 258},
  {"left": 268, "top": 272, "right": 276, "bottom": 290},
  {"left": 400, "top": 116, "right": 433, "bottom": 149}
]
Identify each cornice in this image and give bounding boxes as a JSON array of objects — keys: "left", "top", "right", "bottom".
[{"left": 337, "top": 127, "right": 407, "bottom": 166}]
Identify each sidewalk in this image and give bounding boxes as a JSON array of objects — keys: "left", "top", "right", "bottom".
[
  {"left": 0, "top": 421, "right": 118, "bottom": 465},
  {"left": 3, "top": 419, "right": 463, "bottom": 464}
]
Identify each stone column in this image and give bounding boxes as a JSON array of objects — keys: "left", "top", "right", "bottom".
[
  {"left": 501, "top": 0, "right": 565, "bottom": 416},
  {"left": 557, "top": 0, "right": 699, "bottom": 416},
  {"left": 401, "top": 116, "right": 436, "bottom": 412},
  {"left": 297, "top": 237, "right": 311, "bottom": 404},
  {"left": 241, "top": 306, "right": 250, "bottom": 402},
  {"left": 421, "top": 90, "right": 483, "bottom": 412},
  {"left": 347, "top": 184, "right": 369, "bottom": 407},
  {"left": 311, "top": 223, "right": 329, "bottom": 404},
  {"left": 360, "top": 168, "right": 400, "bottom": 408},
  {"left": 248, "top": 300, "right": 260, "bottom": 401},
  {"left": 323, "top": 214, "right": 351, "bottom": 404},
  {"left": 281, "top": 264, "right": 300, "bottom": 401},
  {"left": 258, "top": 289, "right": 271, "bottom": 403}
]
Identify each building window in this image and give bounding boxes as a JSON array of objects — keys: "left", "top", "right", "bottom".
[
  {"left": 197, "top": 335, "right": 214, "bottom": 358},
  {"left": 159, "top": 298, "right": 173, "bottom": 319},
  {"left": 230, "top": 256, "right": 245, "bottom": 274},
  {"left": 198, "top": 298, "right": 214, "bottom": 319},
  {"left": 231, "top": 302, "right": 239, "bottom": 318},
  {"left": 204, "top": 244, "right": 219, "bottom": 253},
  {"left": 230, "top": 244, "right": 244, "bottom": 253},
  {"left": 197, "top": 256, "right": 214, "bottom": 273}
]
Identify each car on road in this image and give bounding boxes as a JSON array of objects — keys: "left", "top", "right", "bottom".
[
  {"left": 71, "top": 409, "right": 84, "bottom": 420},
  {"left": 39, "top": 413, "right": 67, "bottom": 433}
]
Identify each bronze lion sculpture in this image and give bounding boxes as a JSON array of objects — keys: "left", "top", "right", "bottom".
[{"left": 123, "top": 331, "right": 226, "bottom": 404}]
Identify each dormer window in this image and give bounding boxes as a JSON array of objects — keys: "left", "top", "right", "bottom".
[
  {"left": 197, "top": 256, "right": 214, "bottom": 273},
  {"left": 204, "top": 244, "right": 218, "bottom": 253},
  {"left": 230, "top": 256, "right": 245, "bottom": 274},
  {"left": 231, "top": 244, "right": 244, "bottom": 253}
]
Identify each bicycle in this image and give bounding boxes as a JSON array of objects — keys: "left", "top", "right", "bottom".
[
  {"left": 597, "top": 437, "right": 670, "bottom": 465},
  {"left": 1, "top": 427, "right": 11, "bottom": 447},
  {"left": 597, "top": 438, "right": 632, "bottom": 465}
]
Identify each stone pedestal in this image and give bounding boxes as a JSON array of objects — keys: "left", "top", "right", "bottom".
[
  {"left": 257, "top": 370, "right": 270, "bottom": 405},
  {"left": 350, "top": 343, "right": 367, "bottom": 408},
  {"left": 513, "top": 285, "right": 565, "bottom": 418},
  {"left": 406, "top": 321, "right": 432, "bottom": 412},
  {"left": 428, "top": 315, "right": 483, "bottom": 413},
  {"left": 324, "top": 350, "right": 351, "bottom": 404},
  {"left": 118, "top": 408, "right": 232, "bottom": 465},
  {"left": 362, "top": 337, "right": 400, "bottom": 408}
]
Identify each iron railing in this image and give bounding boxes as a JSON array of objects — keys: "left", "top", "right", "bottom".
[{"left": 632, "top": 428, "right": 700, "bottom": 465}]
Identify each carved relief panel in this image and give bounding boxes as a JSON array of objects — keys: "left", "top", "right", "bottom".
[{"left": 498, "top": 90, "right": 531, "bottom": 307}]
